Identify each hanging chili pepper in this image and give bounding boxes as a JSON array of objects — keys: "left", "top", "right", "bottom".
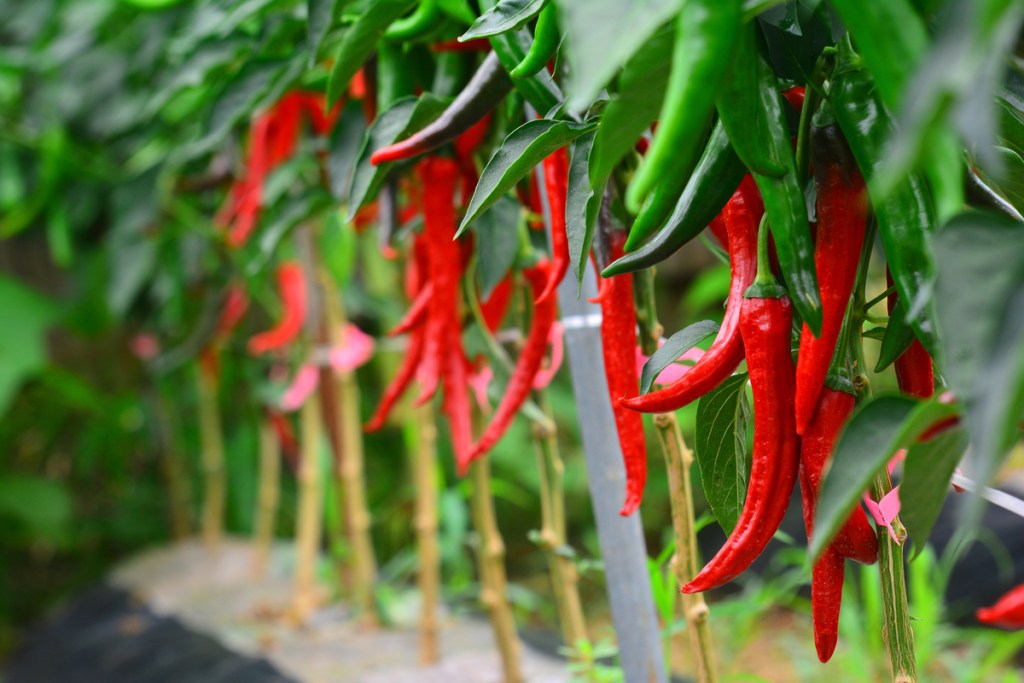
[
  {"left": 433, "top": 38, "right": 492, "bottom": 52},
  {"left": 716, "top": 24, "right": 822, "bottom": 335},
  {"left": 606, "top": 121, "right": 745, "bottom": 275},
  {"left": 809, "top": 546, "right": 845, "bottom": 663},
  {"left": 684, "top": 218, "right": 799, "bottom": 593},
  {"left": 622, "top": 175, "right": 761, "bottom": 414},
  {"left": 884, "top": 270, "right": 935, "bottom": 398},
  {"left": 537, "top": 146, "right": 570, "bottom": 303},
  {"left": 794, "top": 125, "right": 868, "bottom": 435},
  {"left": 479, "top": 276, "right": 513, "bottom": 333},
  {"left": 599, "top": 233, "right": 648, "bottom": 515},
  {"left": 444, "top": 323, "right": 475, "bottom": 474},
  {"left": 976, "top": 584, "right": 1024, "bottom": 629},
  {"left": 415, "top": 158, "right": 464, "bottom": 405},
  {"left": 510, "top": 4, "right": 559, "bottom": 79},
  {"left": 389, "top": 283, "right": 434, "bottom": 337},
  {"left": 800, "top": 387, "right": 879, "bottom": 565},
  {"left": 624, "top": 0, "right": 740, "bottom": 217},
  {"left": 831, "top": 38, "right": 938, "bottom": 352},
  {"left": 469, "top": 260, "right": 557, "bottom": 462},
  {"left": 384, "top": 0, "right": 442, "bottom": 41},
  {"left": 371, "top": 53, "right": 512, "bottom": 165},
  {"left": 248, "top": 261, "right": 307, "bottom": 355},
  {"left": 365, "top": 327, "right": 426, "bottom": 432}
]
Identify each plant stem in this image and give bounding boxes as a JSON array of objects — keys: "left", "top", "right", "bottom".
[
  {"left": 411, "top": 404, "right": 441, "bottom": 664},
  {"left": 195, "top": 366, "right": 225, "bottom": 551},
  {"left": 634, "top": 268, "right": 718, "bottom": 683},
  {"left": 293, "top": 390, "right": 325, "bottom": 623},
  {"left": 323, "top": 282, "right": 379, "bottom": 626},
  {"left": 531, "top": 390, "right": 588, "bottom": 664},
  {"left": 253, "top": 416, "right": 281, "bottom": 577},
  {"left": 653, "top": 413, "right": 717, "bottom": 683},
  {"left": 152, "top": 384, "right": 192, "bottom": 539},
  {"left": 468, "top": 455, "right": 523, "bottom": 683},
  {"left": 849, "top": 221, "right": 917, "bottom": 682}
]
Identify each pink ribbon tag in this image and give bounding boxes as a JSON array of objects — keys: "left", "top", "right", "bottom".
[
  {"left": 863, "top": 487, "right": 902, "bottom": 544},
  {"left": 532, "top": 322, "right": 564, "bottom": 390},
  {"left": 469, "top": 365, "right": 494, "bottom": 411},
  {"left": 329, "top": 323, "right": 375, "bottom": 372},
  {"left": 280, "top": 363, "right": 320, "bottom": 412}
]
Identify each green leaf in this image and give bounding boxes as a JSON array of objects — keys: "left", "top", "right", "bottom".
[
  {"left": 0, "top": 276, "right": 59, "bottom": 417},
  {"left": 460, "top": 0, "right": 545, "bottom": 40},
  {"left": 638, "top": 320, "right": 719, "bottom": 394},
  {"left": 566, "top": 130, "right": 598, "bottom": 286},
  {"left": 558, "top": 0, "right": 684, "bottom": 113},
  {"left": 474, "top": 196, "right": 521, "bottom": 298},
  {"left": 320, "top": 210, "right": 358, "bottom": 287},
  {"left": 874, "top": 296, "right": 915, "bottom": 372},
  {"left": 588, "top": 22, "right": 672, "bottom": 192},
  {"left": 901, "top": 428, "right": 968, "bottom": 559},
  {"left": 810, "top": 395, "right": 959, "bottom": 561},
  {"left": 308, "top": 0, "right": 342, "bottom": 64},
  {"left": 206, "top": 59, "right": 290, "bottom": 145},
  {"left": 326, "top": 0, "right": 418, "bottom": 106},
  {"left": 457, "top": 118, "right": 598, "bottom": 234},
  {"left": 974, "top": 146, "right": 1024, "bottom": 216},
  {"left": 346, "top": 94, "right": 450, "bottom": 220},
  {"left": 327, "top": 102, "right": 369, "bottom": 201},
  {"left": 695, "top": 373, "right": 749, "bottom": 534}
]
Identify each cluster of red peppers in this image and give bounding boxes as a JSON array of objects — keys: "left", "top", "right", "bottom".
[{"left": 620, "top": 118, "right": 937, "bottom": 662}]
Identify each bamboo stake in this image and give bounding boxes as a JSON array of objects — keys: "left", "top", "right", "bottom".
[
  {"left": 323, "top": 283, "right": 379, "bottom": 625},
  {"left": 469, "top": 456, "right": 523, "bottom": 683},
  {"left": 153, "top": 387, "right": 192, "bottom": 539},
  {"left": 195, "top": 366, "right": 225, "bottom": 551},
  {"left": 653, "top": 413, "right": 718, "bottom": 683},
  {"left": 634, "top": 268, "right": 718, "bottom": 683},
  {"left": 530, "top": 393, "right": 588, "bottom": 661},
  {"left": 292, "top": 391, "right": 325, "bottom": 623},
  {"left": 411, "top": 404, "right": 441, "bottom": 664},
  {"left": 253, "top": 416, "right": 281, "bottom": 577}
]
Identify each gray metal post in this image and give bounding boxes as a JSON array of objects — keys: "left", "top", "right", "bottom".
[{"left": 535, "top": 167, "right": 668, "bottom": 683}]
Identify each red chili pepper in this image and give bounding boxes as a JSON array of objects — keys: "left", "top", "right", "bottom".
[
  {"left": 799, "top": 387, "right": 879, "bottom": 565},
  {"left": 887, "top": 271, "right": 935, "bottom": 398},
  {"left": 469, "top": 261, "right": 557, "bottom": 462},
  {"left": 976, "top": 584, "right": 1024, "bottom": 629},
  {"left": 684, "top": 286, "right": 799, "bottom": 593},
  {"left": 782, "top": 85, "right": 806, "bottom": 111},
  {"left": 365, "top": 326, "right": 426, "bottom": 433},
  {"left": 444, "top": 323, "right": 474, "bottom": 474},
  {"left": 480, "top": 276, "right": 513, "bottom": 334},
  {"left": 248, "top": 261, "right": 307, "bottom": 355},
  {"left": 536, "top": 146, "right": 570, "bottom": 304},
  {"left": 415, "top": 158, "right": 464, "bottom": 405},
  {"left": 214, "top": 285, "right": 250, "bottom": 338},
  {"left": 598, "top": 233, "right": 648, "bottom": 516},
  {"left": 622, "top": 175, "right": 762, "bottom": 414},
  {"left": 389, "top": 283, "right": 434, "bottom": 337},
  {"left": 810, "top": 546, "right": 845, "bottom": 663},
  {"left": 431, "top": 38, "right": 492, "bottom": 52},
  {"left": 794, "top": 160, "right": 868, "bottom": 435}
]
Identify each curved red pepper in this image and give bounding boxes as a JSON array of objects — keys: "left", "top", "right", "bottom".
[
  {"left": 248, "top": 262, "right": 307, "bottom": 355},
  {"left": 887, "top": 270, "right": 935, "bottom": 399},
  {"left": 622, "top": 175, "right": 762, "bottom": 414},
  {"left": 683, "top": 294, "right": 799, "bottom": 593},
  {"left": 799, "top": 388, "right": 879, "bottom": 565},
  {"left": 977, "top": 584, "right": 1024, "bottom": 629},
  {"left": 365, "top": 327, "right": 426, "bottom": 433},
  {"left": 480, "top": 276, "right": 513, "bottom": 334},
  {"left": 810, "top": 547, "right": 845, "bottom": 662},
  {"left": 794, "top": 163, "right": 868, "bottom": 435},
  {"left": 389, "top": 283, "right": 433, "bottom": 337},
  {"left": 469, "top": 261, "right": 557, "bottom": 463},
  {"left": 537, "top": 146, "right": 570, "bottom": 303},
  {"left": 444, "top": 323, "right": 474, "bottom": 474},
  {"left": 599, "top": 234, "right": 648, "bottom": 516}
]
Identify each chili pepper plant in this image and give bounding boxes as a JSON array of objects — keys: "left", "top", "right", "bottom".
[{"left": 2, "top": 0, "right": 1024, "bottom": 681}]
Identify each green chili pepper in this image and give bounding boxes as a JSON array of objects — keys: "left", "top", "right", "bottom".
[
  {"left": 385, "top": 0, "right": 443, "bottom": 41},
  {"left": 476, "top": 0, "right": 561, "bottom": 116},
  {"left": 603, "top": 120, "right": 745, "bottom": 276},
  {"left": 624, "top": 0, "right": 741, "bottom": 215},
  {"left": 717, "top": 26, "right": 822, "bottom": 334},
  {"left": 830, "top": 42, "right": 938, "bottom": 352},
  {"left": 510, "top": 4, "right": 559, "bottom": 79},
  {"left": 714, "top": 24, "right": 788, "bottom": 179},
  {"left": 376, "top": 43, "right": 418, "bottom": 111}
]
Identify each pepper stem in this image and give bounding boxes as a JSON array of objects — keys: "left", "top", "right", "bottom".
[
  {"left": 195, "top": 365, "right": 225, "bottom": 552},
  {"left": 252, "top": 416, "right": 281, "bottom": 577},
  {"left": 745, "top": 216, "right": 787, "bottom": 299},
  {"left": 409, "top": 404, "right": 441, "bottom": 664}
]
